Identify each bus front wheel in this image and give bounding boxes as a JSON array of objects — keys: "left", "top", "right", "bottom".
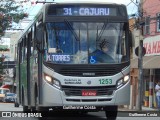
[
  {"left": 23, "top": 106, "right": 31, "bottom": 112},
  {"left": 104, "top": 106, "right": 118, "bottom": 120}
]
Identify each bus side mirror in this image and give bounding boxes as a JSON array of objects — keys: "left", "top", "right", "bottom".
[
  {"left": 129, "top": 30, "right": 133, "bottom": 48},
  {"left": 35, "top": 23, "right": 45, "bottom": 53},
  {"left": 36, "top": 23, "right": 43, "bottom": 44}
]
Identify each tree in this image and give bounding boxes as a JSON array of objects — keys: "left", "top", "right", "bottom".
[
  {"left": 0, "top": 57, "right": 5, "bottom": 75},
  {"left": 0, "top": 0, "right": 28, "bottom": 37}
]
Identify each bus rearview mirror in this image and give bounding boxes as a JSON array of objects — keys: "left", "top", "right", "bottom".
[{"left": 36, "top": 23, "right": 43, "bottom": 44}]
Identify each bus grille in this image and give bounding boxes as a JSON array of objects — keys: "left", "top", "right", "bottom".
[
  {"left": 59, "top": 67, "right": 118, "bottom": 76},
  {"left": 62, "top": 86, "right": 116, "bottom": 96},
  {"left": 44, "top": 62, "right": 129, "bottom": 77}
]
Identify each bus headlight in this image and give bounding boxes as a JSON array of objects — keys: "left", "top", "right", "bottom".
[
  {"left": 116, "top": 75, "right": 129, "bottom": 89},
  {"left": 45, "top": 75, "right": 52, "bottom": 83},
  {"left": 44, "top": 74, "right": 61, "bottom": 89}
]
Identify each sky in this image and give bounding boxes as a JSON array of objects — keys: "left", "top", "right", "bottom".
[{"left": 110, "top": 0, "right": 140, "bottom": 15}]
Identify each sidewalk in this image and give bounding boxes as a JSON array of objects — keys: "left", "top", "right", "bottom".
[{"left": 118, "top": 106, "right": 157, "bottom": 111}]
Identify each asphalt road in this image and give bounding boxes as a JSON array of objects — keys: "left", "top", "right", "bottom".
[{"left": 0, "top": 102, "right": 160, "bottom": 120}]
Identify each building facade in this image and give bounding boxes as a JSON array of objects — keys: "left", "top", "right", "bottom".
[
  {"left": 131, "top": 0, "right": 160, "bottom": 108},
  {"left": 142, "top": 0, "right": 160, "bottom": 108},
  {"left": 0, "top": 32, "right": 20, "bottom": 90}
]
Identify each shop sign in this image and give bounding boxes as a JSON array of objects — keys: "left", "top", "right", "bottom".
[{"left": 143, "top": 35, "right": 160, "bottom": 56}]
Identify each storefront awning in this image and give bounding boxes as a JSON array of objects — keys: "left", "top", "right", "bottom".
[
  {"left": 131, "top": 56, "right": 160, "bottom": 69},
  {"left": 1, "top": 84, "right": 10, "bottom": 88}
]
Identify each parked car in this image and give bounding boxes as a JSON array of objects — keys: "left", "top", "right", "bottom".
[
  {"left": 3, "top": 93, "right": 16, "bottom": 103},
  {"left": 0, "top": 88, "right": 10, "bottom": 101}
]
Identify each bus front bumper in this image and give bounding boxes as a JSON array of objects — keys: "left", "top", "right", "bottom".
[{"left": 40, "top": 80, "right": 130, "bottom": 107}]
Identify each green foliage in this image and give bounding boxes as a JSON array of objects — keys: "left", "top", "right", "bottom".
[
  {"left": 0, "top": 45, "right": 9, "bottom": 51},
  {"left": 0, "top": 48, "right": 9, "bottom": 51},
  {"left": 0, "top": 57, "right": 5, "bottom": 74},
  {"left": 0, "top": 0, "right": 28, "bottom": 36}
]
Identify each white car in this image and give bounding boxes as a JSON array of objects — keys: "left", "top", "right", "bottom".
[
  {"left": 0, "top": 88, "right": 10, "bottom": 101},
  {"left": 3, "top": 93, "right": 15, "bottom": 103}
]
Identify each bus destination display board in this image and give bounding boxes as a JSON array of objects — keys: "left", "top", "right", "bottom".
[{"left": 47, "top": 5, "right": 117, "bottom": 16}]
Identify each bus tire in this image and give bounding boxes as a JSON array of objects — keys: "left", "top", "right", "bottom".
[
  {"left": 38, "top": 107, "right": 49, "bottom": 111},
  {"left": 23, "top": 106, "right": 31, "bottom": 112},
  {"left": 33, "top": 84, "right": 39, "bottom": 112},
  {"left": 79, "top": 111, "right": 88, "bottom": 115},
  {"left": 14, "top": 102, "right": 19, "bottom": 107},
  {"left": 37, "top": 107, "right": 49, "bottom": 120},
  {"left": 38, "top": 117, "right": 43, "bottom": 120},
  {"left": 105, "top": 106, "right": 118, "bottom": 120}
]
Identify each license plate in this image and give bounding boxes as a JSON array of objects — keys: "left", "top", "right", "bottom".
[{"left": 82, "top": 90, "right": 97, "bottom": 96}]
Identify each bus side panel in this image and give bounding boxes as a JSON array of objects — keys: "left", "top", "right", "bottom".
[
  {"left": 16, "top": 44, "right": 21, "bottom": 105},
  {"left": 20, "top": 61, "right": 28, "bottom": 106},
  {"left": 30, "top": 57, "right": 34, "bottom": 106},
  {"left": 15, "top": 65, "right": 20, "bottom": 104},
  {"left": 30, "top": 56, "right": 38, "bottom": 107}
]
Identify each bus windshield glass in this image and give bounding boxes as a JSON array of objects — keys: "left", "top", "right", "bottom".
[{"left": 45, "top": 21, "right": 129, "bottom": 64}]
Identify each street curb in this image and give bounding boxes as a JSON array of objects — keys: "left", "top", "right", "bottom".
[{"left": 118, "top": 106, "right": 157, "bottom": 111}]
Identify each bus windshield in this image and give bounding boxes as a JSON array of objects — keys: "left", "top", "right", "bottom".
[{"left": 45, "top": 21, "right": 129, "bottom": 64}]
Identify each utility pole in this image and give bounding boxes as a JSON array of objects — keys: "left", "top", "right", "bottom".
[
  {"left": 133, "top": 0, "right": 145, "bottom": 111},
  {"left": 136, "top": 40, "right": 144, "bottom": 111}
]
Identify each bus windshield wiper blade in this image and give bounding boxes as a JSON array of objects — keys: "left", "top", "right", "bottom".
[
  {"left": 96, "top": 22, "right": 107, "bottom": 42},
  {"left": 64, "top": 19, "right": 80, "bottom": 41}
]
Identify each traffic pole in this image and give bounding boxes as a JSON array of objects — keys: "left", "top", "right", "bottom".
[
  {"left": 136, "top": 40, "right": 144, "bottom": 111},
  {"left": 149, "top": 70, "right": 153, "bottom": 108}
]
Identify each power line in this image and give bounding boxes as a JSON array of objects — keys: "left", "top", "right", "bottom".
[
  {"left": 131, "top": 4, "right": 136, "bottom": 15},
  {"left": 127, "top": 0, "right": 141, "bottom": 17},
  {"left": 130, "top": 0, "right": 139, "bottom": 7},
  {"left": 127, "top": 1, "right": 132, "bottom": 6}
]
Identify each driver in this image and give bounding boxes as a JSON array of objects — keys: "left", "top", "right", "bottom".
[
  {"left": 99, "top": 39, "right": 109, "bottom": 53},
  {"left": 90, "top": 39, "right": 114, "bottom": 63}
]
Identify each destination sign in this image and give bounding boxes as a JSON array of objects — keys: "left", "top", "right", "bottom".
[
  {"left": 63, "top": 8, "right": 110, "bottom": 16},
  {"left": 47, "top": 5, "right": 117, "bottom": 16}
]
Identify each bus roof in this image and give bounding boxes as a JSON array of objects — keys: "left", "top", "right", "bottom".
[
  {"left": 53, "top": 0, "right": 125, "bottom": 6},
  {"left": 16, "top": 1, "right": 127, "bottom": 44}
]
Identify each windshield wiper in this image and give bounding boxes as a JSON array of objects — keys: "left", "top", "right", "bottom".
[
  {"left": 96, "top": 22, "right": 107, "bottom": 42},
  {"left": 64, "top": 19, "right": 80, "bottom": 41},
  {"left": 52, "top": 24, "right": 60, "bottom": 50}
]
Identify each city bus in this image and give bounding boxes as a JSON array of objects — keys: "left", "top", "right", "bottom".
[{"left": 15, "top": 1, "right": 131, "bottom": 119}]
